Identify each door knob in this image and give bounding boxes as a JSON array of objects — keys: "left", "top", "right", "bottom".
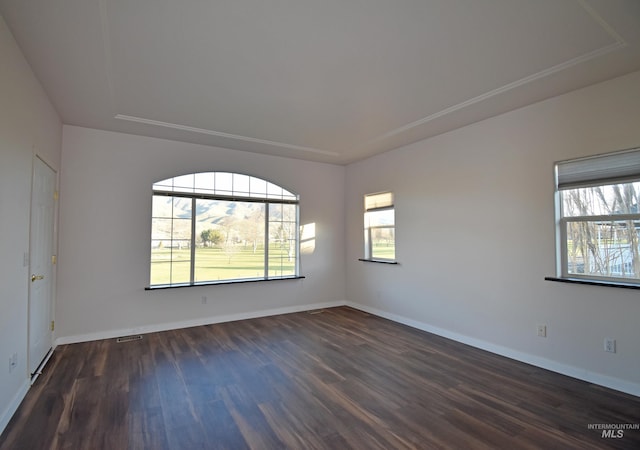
[{"left": 31, "top": 274, "right": 44, "bottom": 282}]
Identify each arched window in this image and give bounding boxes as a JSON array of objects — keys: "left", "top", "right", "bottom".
[{"left": 149, "top": 172, "right": 299, "bottom": 287}]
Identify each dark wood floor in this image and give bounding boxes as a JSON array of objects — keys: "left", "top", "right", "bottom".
[{"left": 1, "top": 307, "right": 639, "bottom": 449}]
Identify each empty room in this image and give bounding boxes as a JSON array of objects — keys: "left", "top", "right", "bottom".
[{"left": 1, "top": 0, "right": 640, "bottom": 448}]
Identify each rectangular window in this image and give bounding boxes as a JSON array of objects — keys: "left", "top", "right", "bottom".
[
  {"left": 364, "top": 192, "right": 396, "bottom": 261},
  {"left": 555, "top": 148, "right": 640, "bottom": 285},
  {"left": 150, "top": 197, "right": 192, "bottom": 285},
  {"left": 194, "top": 199, "right": 266, "bottom": 282}
]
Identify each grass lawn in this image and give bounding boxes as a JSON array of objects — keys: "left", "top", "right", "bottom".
[
  {"left": 372, "top": 244, "right": 395, "bottom": 260},
  {"left": 150, "top": 246, "right": 295, "bottom": 285}
]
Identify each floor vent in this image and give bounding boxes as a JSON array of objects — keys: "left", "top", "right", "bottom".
[
  {"left": 116, "top": 335, "right": 143, "bottom": 343},
  {"left": 308, "top": 309, "right": 326, "bottom": 315}
]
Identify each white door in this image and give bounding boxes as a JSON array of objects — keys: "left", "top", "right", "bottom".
[{"left": 28, "top": 156, "right": 56, "bottom": 376}]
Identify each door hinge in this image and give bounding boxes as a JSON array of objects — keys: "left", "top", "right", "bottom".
[
  {"left": 51, "top": 321, "right": 55, "bottom": 331},
  {"left": 52, "top": 255, "right": 57, "bottom": 265},
  {"left": 53, "top": 191, "right": 59, "bottom": 201}
]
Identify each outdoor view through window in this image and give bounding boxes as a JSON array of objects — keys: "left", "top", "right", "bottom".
[
  {"left": 560, "top": 181, "right": 640, "bottom": 282},
  {"left": 364, "top": 192, "right": 396, "bottom": 261},
  {"left": 150, "top": 172, "right": 299, "bottom": 287}
]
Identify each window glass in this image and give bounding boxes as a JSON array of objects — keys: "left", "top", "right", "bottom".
[
  {"left": 150, "top": 204, "right": 192, "bottom": 286},
  {"left": 364, "top": 192, "right": 396, "bottom": 262},
  {"left": 365, "top": 209, "right": 394, "bottom": 228},
  {"left": 562, "top": 183, "right": 640, "bottom": 217},
  {"left": 268, "top": 203, "right": 297, "bottom": 276},
  {"left": 564, "top": 220, "right": 640, "bottom": 279},
  {"left": 560, "top": 181, "right": 640, "bottom": 282},
  {"left": 250, "top": 178, "right": 267, "bottom": 197},
  {"left": 371, "top": 227, "right": 395, "bottom": 261},
  {"left": 233, "top": 174, "right": 251, "bottom": 195},
  {"left": 172, "top": 174, "right": 194, "bottom": 193},
  {"left": 193, "top": 199, "right": 266, "bottom": 282},
  {"left": 267, "top": 182, "right": 284, "bottom": 199},
  {"left": 215, "top": 172, "right": 233, "bottom": 194},
  {"left": 150, "top": 172, "right": 298, "bottom": 287},
  {"left": 194, "top": 172, "right": 215, "bottom": 193}
]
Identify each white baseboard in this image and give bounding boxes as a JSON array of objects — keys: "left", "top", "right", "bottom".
[
  {"left": 30, "top": 347, "right": 55, "bottom": 386},
  {"left": 346, "top": 301, "right": 640, "bottom": 398},
  {"left": 0, "top": 379, "right": 29, "bottom": 437},
  {"left": 55, "top": 300, "right": 346, "bottom": 346}
]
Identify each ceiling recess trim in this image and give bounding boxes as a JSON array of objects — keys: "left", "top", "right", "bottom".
[
  {"left": 360, "top": 0, "right": 627, "bottom": 149},
  {"left": 114, "top": 114, "right": 340, "bottom": 156}
]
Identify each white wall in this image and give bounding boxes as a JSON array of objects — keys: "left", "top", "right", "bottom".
[
  {"left": 346, "top": 70, "right": 640, "bottom": 395},
  {"left": 0, "top": 15, "right": 61, "bottom": 432},
  {"left": 56, "top": 126, "right": 346, "bottom": 342}
]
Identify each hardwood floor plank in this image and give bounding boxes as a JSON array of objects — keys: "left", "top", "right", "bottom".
[
  {"left": 129, "top": 406, "right": 171, "bottom": 450},
  {"left": 220, "top": 385, "right": 284, "bottom": 449},
  {"left": 1, "top": 306, "right": 639, "bottom": 449},
  {"left": 197, "top": 399, "right": 250, "bottom": 450}
]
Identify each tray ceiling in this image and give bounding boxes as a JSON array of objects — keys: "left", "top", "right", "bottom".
[{"left": 1, "top": 0, "right": 639, "bottom": 164}]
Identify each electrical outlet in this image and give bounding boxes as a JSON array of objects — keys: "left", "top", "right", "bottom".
[
  {"left": 201, "top": 296, "right": 207, "bottom": 305},
  {"left": 537, "top": 325, "right": 547, "bottom": 338},
  {"left": 604, "top": 338, "right": 616, "bottom": 353}
]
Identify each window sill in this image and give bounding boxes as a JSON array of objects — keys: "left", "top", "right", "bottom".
[
  {"left": 146, "top": 275, "right": 305, "bottom": 290},
  {"left": 358, "top": 258, "right": 398, "bottom": 265},
  {"left": 544, "top": 277, "right": 640, "bottom": 290}
]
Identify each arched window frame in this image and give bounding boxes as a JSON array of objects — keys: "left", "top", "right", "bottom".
[{"left": 148, "top": 172, "right": 301, "bottom": 288}]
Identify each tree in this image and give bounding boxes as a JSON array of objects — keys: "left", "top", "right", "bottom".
[
  {"left": 612, "top": 183, "right": 640, "bottom": 276},
  {"left": 270, "top": 204, "right": 297, "bottom": 262},
  {"left": 200, "top": 229, "right": 223, "bottom": 247},
  {"left": 236, "top": 207, "right": 265, "bottom": 253},
  {"left": 564, "top": 183, "right": 640, "bottom": 279}
]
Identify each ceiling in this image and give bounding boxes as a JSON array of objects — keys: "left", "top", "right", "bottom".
[{"left": 1, "top": 0, "right": 639, "bottom": 164}]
